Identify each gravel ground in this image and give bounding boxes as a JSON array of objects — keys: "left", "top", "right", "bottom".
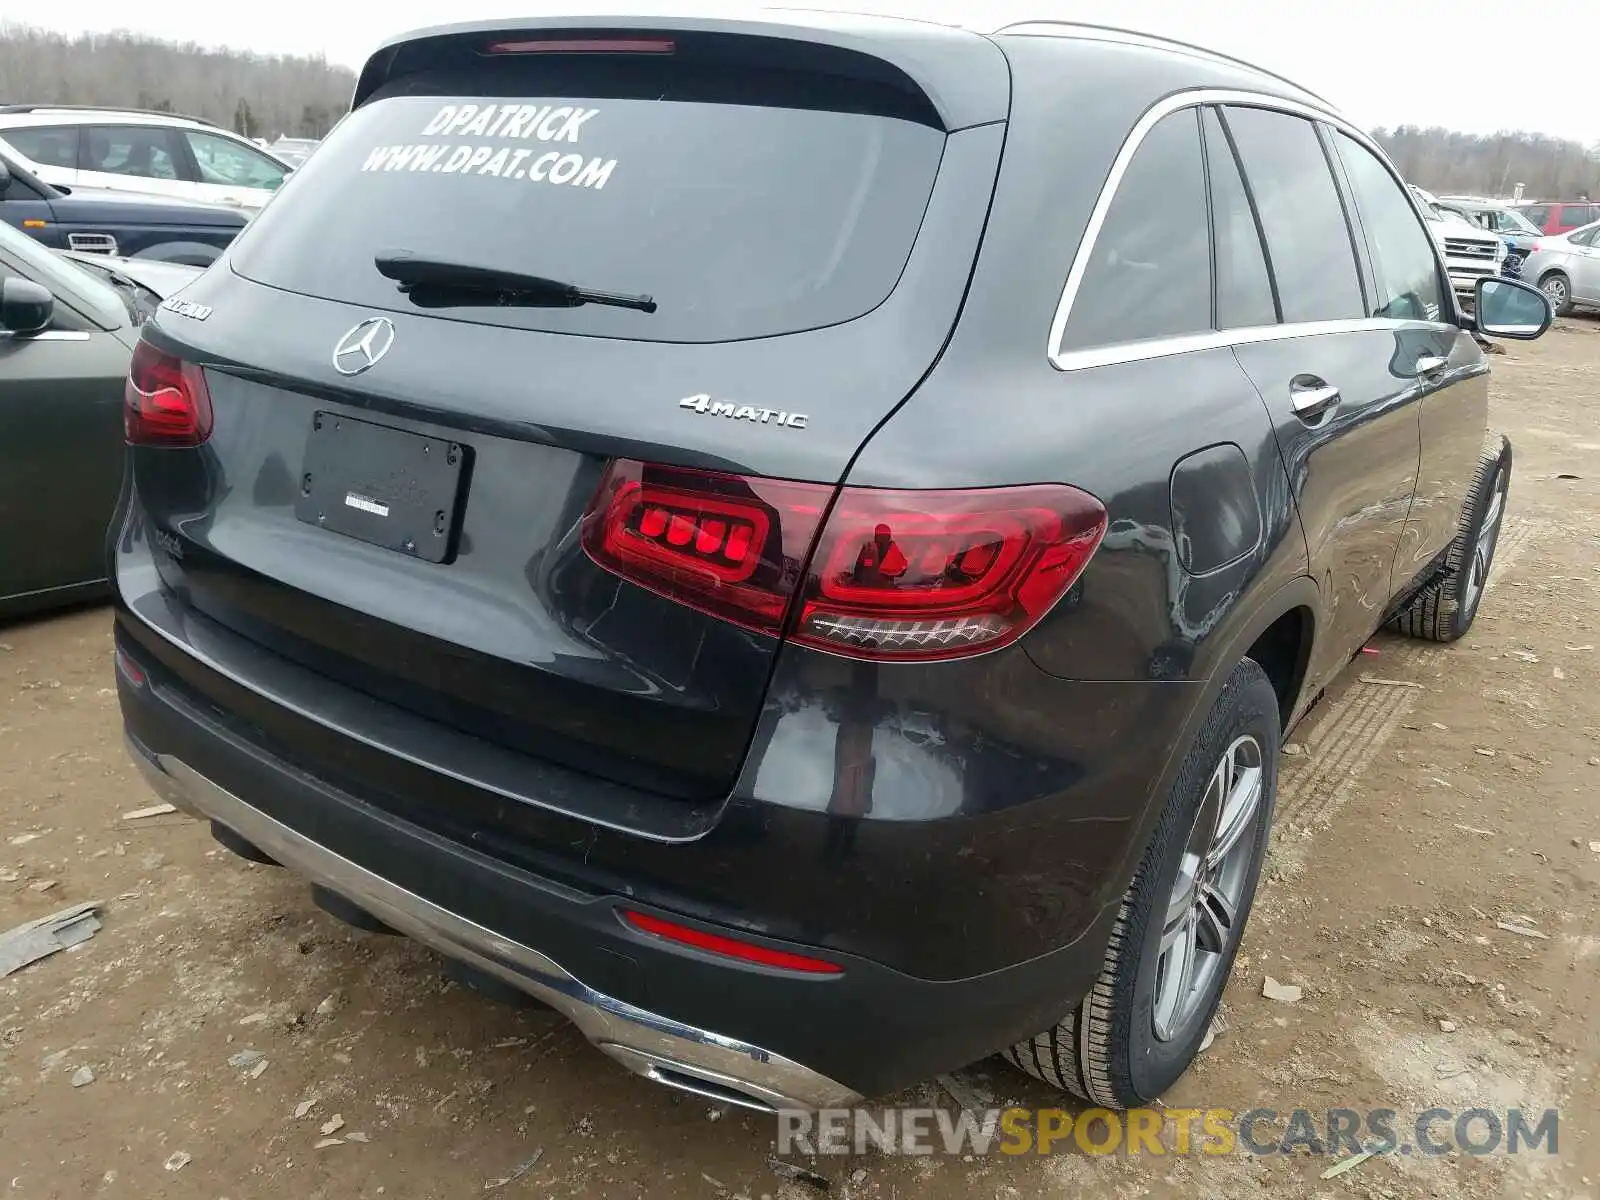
[{"left": 1, "top": 318, "right": 1598, "bottom": 1199}]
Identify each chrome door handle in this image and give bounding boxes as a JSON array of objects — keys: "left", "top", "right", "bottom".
[
  {"left": 1415, "top": 354, "right": 1449, "bottom": 375},
  {"left": 1289, "top": 381, "right": 1341, "bottom": 419}
]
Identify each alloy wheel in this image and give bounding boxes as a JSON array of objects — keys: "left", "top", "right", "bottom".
[
  {"left": 1461, "top": 464, "right": 1507, "bottom": 618},
  {"left": 1152, "top": 734, "right": 1265, "bottom": 1042}
]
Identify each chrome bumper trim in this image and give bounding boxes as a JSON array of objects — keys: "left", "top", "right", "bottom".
[{"left": 126, "top": 738, "right": 860, "bottom": 1112}]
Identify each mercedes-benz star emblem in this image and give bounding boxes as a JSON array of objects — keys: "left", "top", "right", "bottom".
[{"left": 332, "top": 317, "right": 396, "bottom": 376}]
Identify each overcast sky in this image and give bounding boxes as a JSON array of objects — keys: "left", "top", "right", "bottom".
[{"left": 24, "top": 0, "right": 1600, "bottom": 144}]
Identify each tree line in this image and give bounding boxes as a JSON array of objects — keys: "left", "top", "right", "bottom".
[
  {"left": 1370, "top": 126, "right": 1600, "bottom": 202},
  {"left": 0, "top": 23, "right": 354, "bottom": 139}
]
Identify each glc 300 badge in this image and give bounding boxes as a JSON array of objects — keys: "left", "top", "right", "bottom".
[{"left": 678, "top": 394, "right": 808, "bottom": 429}]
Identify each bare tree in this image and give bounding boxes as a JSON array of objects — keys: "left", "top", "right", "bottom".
[
  {"left": 1372, "top": 125, "right": 1600, "bottom": 201},
  {"left": 0, "top": 23, "right": 354, "bottom": 139}
]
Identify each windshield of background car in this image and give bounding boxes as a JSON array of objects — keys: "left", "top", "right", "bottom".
[{"left": 227, "top": 67, "right": 946, "bottom": 344}]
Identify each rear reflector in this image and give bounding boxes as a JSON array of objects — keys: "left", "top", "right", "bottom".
[
  {"left": 113, "top": 645, "right": 146, "bottom": 687},
  {"left": 485, "top": 37, "right": 676, "bottom": 55},
  {"left": 582, "top": 461, "right": 1107, "bottom": 661},
  {"left": 622, "top": 910, "right": 843, "bottom": 975},
  {"left": 125, "top": 340, "right": 213, "bottom": 447}
]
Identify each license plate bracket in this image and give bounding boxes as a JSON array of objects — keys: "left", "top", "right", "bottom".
[{"left": 295, "top": 412, "right": 468, "bottom": 564}]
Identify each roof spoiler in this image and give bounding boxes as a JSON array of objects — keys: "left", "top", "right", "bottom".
[{"left": 351, "top": 12, "right": 1010, "bottom": 131}]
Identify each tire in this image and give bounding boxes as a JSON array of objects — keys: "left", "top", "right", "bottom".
[
  {"left": 1388, "top": 436, "right": 1511, "bottom": 643},
  {"left": 1538, "top": 272, "right": 1573, "bottom": 317},
  {"left": 1003, "top": 659, "right": 1279, "bottom": 1108}
]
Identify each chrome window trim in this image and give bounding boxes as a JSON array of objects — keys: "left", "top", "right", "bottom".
[
  {"left": 1047, "top": 88, "right": 1437, "bottom": 374},
  {"left": 1052, "top": 318, "right": 1445, "bottom": 372}
]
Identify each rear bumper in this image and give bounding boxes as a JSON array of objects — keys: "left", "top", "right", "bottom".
[
  {"left": 116, "top": 619, "right": 1130, "bottom": 1101},
  {"left": 125, "top": 734, "right": 855, "bottom": 1111}
]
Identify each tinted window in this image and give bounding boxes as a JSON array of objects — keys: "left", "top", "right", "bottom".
[
  {"left": 1223, "top": 108, "right": 1364, "bottom": 323},
  {"left": 183, "top": 131, "right": 286, "bottom": 190},
  {"left": 1569, "top": 225, "right": 1597, "bottom": 247},
  {"left": 1334, "top": 133, "right": 1444, "bottom": 323},
  {"left": 229, "top": 84, "right": 944, "bottom": 344},
  {"left": 1519, "top": 205, "right": 1550, "bottom": 226},
  {"left": 3, "top": 126, "right": 79, "bottom": 170},
  {"left": 1201, "top": 108, "right": 1276, "bottom": 330},
  {"left": 1564, "top": 205, "right": 1600, "bottom": 227},
  {"left": 1059, "top": 109, "right": 1211, "bottom": 352},
  {"left": 84, "top": 127, "right": 180, "bottom": 180}
]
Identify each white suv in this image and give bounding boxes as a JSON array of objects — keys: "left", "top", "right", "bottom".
[
  {"left": 1409, "top": 185, "right": 1506, "bottom": 297},
  {"left": 0, "top": 106, "right": 292, "bottom": 211}
]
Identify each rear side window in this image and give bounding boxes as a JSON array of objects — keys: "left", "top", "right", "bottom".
[
  {"left": 1200, "top": 108, "right": 1277, "bottom": 330},
  {"left": 1333, "top": 133, "right": 1444, "bottom": 323},
  {"left": 84, "top": 126, "right": 181, "bottom": 181},
  {"left": 1223, "top": 107, "right": 1364, "bottom": 324},
  {"left": 1058, "top": 109, "right": 1212, "bottom": 352},
  {"left": 3, "top": 126, "right": 79, "bottom": 170},
  {"left": 227, "top": 79, "right": 945, "bottom": 344}
]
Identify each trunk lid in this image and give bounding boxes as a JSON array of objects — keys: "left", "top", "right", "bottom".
[{"left": 131, "top": 19, "right": 1007, "bottom": 810}]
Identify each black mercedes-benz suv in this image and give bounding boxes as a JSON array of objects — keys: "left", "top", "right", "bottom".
[{"left": 112, "top": 14, "right": 1553, "bottom": 1111}]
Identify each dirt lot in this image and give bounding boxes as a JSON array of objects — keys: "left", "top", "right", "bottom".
[{"left": 3, "top": 321, "right": 1599, "bottom": 1200}]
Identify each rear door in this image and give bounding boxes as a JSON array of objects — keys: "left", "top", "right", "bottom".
[
  {"left": 78, "top": 125, "right": 191, "bottom": 201},
  {"left": 1220, "top": 105, "right": 1424, "bottom": 698}
]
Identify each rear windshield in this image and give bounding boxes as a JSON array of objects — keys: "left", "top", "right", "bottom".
[{"left": 228, "top": 90, "right": 945, "bottom": 343}]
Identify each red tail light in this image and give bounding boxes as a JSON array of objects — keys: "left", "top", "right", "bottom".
[
  {"left": 622, "top": 910, "right": 842, "bottom": 975},
  {"left": 582, "top": 461, "right": 1106, "bottom": 662},
  {"left": 125, "top": 341, "right": 213, "bottom": 447}
]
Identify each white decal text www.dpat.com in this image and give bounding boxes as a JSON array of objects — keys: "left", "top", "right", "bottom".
[{"left": 361, "top": 102, "right": 618, "bottom": 189}]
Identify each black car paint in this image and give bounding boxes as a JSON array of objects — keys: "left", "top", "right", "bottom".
[
  {"left": 0, "top": 152, "right": 245, "bottom": 264},
  {"left": 112, "top": 16, "right": 1491, "bottom": 1096}
]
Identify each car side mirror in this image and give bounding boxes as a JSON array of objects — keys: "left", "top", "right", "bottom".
[
  {"left": 1473, "top": 277, "right": 1551, "bottom": 340},
  {"left": 0, "top": 278, "right": 54, "bottom": 336}
]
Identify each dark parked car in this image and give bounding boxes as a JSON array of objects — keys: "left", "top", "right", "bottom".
[
  {"left": 113, "top": 14, "right": 1552, "bottom": 1111},
  {"left": 0, "top": 150, "right": 245, "bottom": 265},
  {"left": 0, "top": 218, "right": 199, "bottom": 618}
]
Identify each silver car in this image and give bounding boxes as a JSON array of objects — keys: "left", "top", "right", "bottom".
[{"left": 1519, "top": 220, "right": 1600, "bottom": 316}]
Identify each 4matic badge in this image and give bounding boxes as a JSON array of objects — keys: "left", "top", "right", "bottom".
[{"left": 678, "top": 394, "right": 808, "bottom": 429}]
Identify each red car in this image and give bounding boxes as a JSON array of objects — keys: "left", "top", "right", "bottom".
[{"left": 1514, "top": 201, "right": 1600, "bottom": 235}]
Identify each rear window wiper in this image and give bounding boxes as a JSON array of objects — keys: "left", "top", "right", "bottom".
[{"left": 374, "top": 251, "right": 657, "bottom": 314}]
